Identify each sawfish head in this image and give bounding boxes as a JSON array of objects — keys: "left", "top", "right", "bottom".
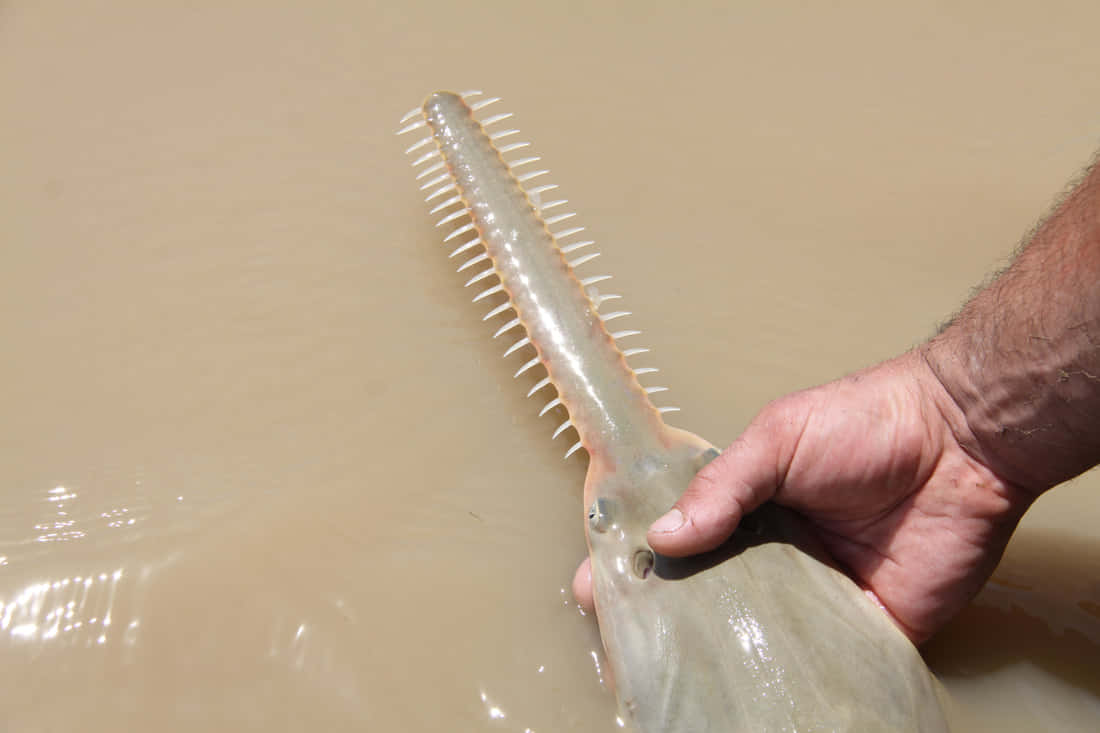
[{"left": 583, "top": 426, "right": 720, "bottom": 614}]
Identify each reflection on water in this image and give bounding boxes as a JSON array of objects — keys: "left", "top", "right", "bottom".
[
  {"left": 37, "top": 486, "right": 87, "bottom": 543},
  {"left": 1, "top": 483, "right": 141, "bottom": 651},
  {"left": 1, "top": 567, "right": 128, "bottom": 647},
  {"left": 14, "top": 483, "right": 159, "bottom": 547}
]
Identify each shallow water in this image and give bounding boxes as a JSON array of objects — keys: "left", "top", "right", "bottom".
[{"left": 2, "top": 1, "right": 1099, "bottom": 730}]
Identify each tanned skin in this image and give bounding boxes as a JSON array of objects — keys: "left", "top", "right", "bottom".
[{"left": 573, "top": 156, "right": 1100, "bottom": 643}]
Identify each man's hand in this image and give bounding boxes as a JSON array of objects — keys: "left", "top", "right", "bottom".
[
  {"left": 575, "top": 156, "right": 1099, "bottom": 643},
  {"left": 574, "top": 350, "right": 1036, "bottom": 643}
]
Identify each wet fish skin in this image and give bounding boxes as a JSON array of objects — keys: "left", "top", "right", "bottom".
[
  {"left": 584, "top": 426, "right": 951, "bottom": 731},
  {"left": 399, "top": 90, "right": 952, "bottom": 732}
]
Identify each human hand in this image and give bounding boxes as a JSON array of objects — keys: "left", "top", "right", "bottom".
[{"left": 573, "top": 350, "right": 1037, "bottom": 643}]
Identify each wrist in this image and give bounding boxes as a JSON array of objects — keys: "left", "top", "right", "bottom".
[
  {"left": 919, "top": 160, "right": 1100, "bottom": 494},
  {"left": 919, "top": 333, "right": 1065, "bottom": 497},
  {"left": 908, "top": 345, "right": 1000, "bottom": 477},
  {"left": 910, "top": 344, "right": 1041, "bottom": 514}
]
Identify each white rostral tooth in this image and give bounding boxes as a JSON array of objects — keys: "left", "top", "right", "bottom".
[
  {"left": 457, "top": 253, "right": 489, "bottom": 273},
  {"left": 450, "top": 237, "right": 483, "bottom": 259},
  {"left": 567, "top": 252, "right": 601, "bottom": 268},
  {"left": 526, "top": 376, "right": 552, "bottom": 398},
  {"left": 497, "top": 141, "right": 530, "bottom": 154},
  {"left": 503, "top": 336, "right": 532, "bottom": 358},
  {"left": 469, "top": 96, "right": 501, "bottom": 111},
  {"left": 507, "top": 156, "right": 542, "bottom": 169},
  {"left": 429, "top": 195, "right": 463, "bottom": 215},
  {"left": 492, "top": 318, "right": 522, "bottom": 339}
]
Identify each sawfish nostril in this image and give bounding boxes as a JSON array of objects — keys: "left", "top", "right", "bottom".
[{"left": 632, "top": 549, "right": 654, "bottom": 579}]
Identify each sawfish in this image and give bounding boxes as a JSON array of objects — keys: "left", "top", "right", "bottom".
[{"left": 398, "top": 91, "right": 951, "bottom": 732}]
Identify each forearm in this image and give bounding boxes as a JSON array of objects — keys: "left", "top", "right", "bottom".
[{"left": 922, "top": 157, "right": 1100, "bottom": 494}]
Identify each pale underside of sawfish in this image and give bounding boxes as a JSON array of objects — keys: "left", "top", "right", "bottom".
[{"left": 398, "top": 91, "right": 951, "bottom": 732}]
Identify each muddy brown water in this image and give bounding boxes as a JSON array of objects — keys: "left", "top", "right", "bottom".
[{"left": 2, "top": 2, "right": 1098, "bottom": 730}]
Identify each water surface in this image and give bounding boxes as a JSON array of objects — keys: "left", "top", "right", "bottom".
[{"left": 2, "top": 2, "right": 1098, "bottom": 730}]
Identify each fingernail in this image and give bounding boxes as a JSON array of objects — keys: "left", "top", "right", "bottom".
[{"left": 650, "top": 508, "right": 684, "bottom": 534}]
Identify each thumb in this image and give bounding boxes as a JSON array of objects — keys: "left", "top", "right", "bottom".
[{"left": 647, "top": 414, "right": 788, "bottom": 557}]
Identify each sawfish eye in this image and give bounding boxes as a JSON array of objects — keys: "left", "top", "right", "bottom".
[
  {"left": 588, "top": 499, "right": 610, "bottom": 533},
  {"left": 632, "top": 549, "right": 654, "bottom": 579},
  {"left": 697, "top": 447, "right": 720, "bottom": 470}
]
